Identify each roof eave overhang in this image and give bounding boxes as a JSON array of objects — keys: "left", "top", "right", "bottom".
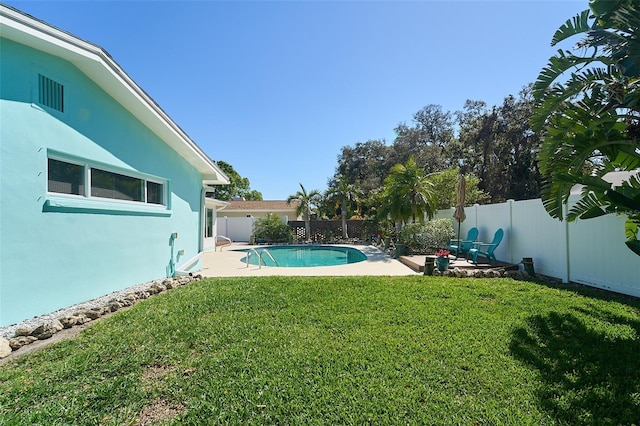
[
  {"left": 205, "top": 198, "right": 228, "bottom": 210},
  {"left": 0, "top": 5, "right": 230, "bottom": 185}
]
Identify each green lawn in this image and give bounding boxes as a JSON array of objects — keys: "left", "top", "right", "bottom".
[{"left": 2, "top": 276, "right": 640, "bottom": 425}]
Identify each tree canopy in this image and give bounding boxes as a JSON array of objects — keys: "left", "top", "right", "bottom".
[
  {"left": 287, "top": 183, "right": 322, "bottom": 240},
  {"left": 378, "top": 158, "right": 436, "bottom": 226},
  {"left": 428, "top": 168, "right": 489, "bottom": 210},
  {"left": 330, "top": 87, "right": 542, "bottom": 211},
  {"left": 325, "top": 176, "right": 362, "bottom": 238},
  {"left": 392, "top": 104, "right": 455, "bottom": 174},
  {"left": 214, "top": 161, "right": 263, "bottom": 201}
]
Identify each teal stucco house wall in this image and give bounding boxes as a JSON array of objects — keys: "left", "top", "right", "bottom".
[{"left": 0, "top": 5, "right": 229, "bottom": 326}]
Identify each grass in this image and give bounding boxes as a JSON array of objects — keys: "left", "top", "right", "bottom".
[{"left": 2, "top": 276, "right": 640, "bottom": 424}]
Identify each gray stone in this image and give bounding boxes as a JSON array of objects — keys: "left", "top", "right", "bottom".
[
  {"left": 73, "top": 309, "right": 89, "bottom": 317},
  {"left": 136, "top": 291, "right": 150, "bottom": 299},
  {"left": 9, "top": 336, "right": 37, "bottom": 350},
  {"left": 85, "top": 308, "right": 104, "bottom": 320},
  {"left": 108, "top": 301, "right": 123, "bottom": 312},
  {"left": 74, "top": 314, "right": 90, "bottom": 325},
  {"left": 153, "top": 283, "right": 167, "bottom": 292},
  {"left": 32, "top": 320, "right": 63, "bottom": 340},
  {"left": 15, "top": 326, "right": 35, "bottom": 337},
  {"left": 124, "top": 293, "right": 138, "bottom": 302},
  {"left": 0, "top": 338, "right": 12, "bottom": 358},
  {"left": 60, "top": 316, "right": 78, "bottom": 329}
]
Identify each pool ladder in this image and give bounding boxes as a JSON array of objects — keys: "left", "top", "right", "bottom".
[{"left": 246, "top": 248, "right": 279, "bottom": 268}]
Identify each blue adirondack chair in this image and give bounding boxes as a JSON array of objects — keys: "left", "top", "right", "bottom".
[
  {"left": 466, "top": 228, "right": 504, "bottom": 264},
  {"left": 448, "top": 227, "right": 479, "bottom": 258}
]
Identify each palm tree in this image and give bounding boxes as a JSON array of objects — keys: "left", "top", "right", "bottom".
[
  {"left": 325, "top": 176, "right": 362, "bottom": 239},
  {"left": 531, "top": 0, "right": 640, "bottom": 255},
  {"left": 379, "top": 158, "right": 436, "bottom": 229},
  {"left": 287, "top": 183, "right": 322, "bottom": 241}
]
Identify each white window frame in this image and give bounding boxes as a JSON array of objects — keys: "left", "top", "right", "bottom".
[{"left": 46, "top": 151, "right": 170, "bottom": 214}]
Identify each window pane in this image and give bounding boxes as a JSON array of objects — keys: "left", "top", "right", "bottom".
[
  {"left": 147, "top": 181, "right": 164, "bottom": 205},
  {"left": 91, "top": 168, "right": 143, "bottom": 201},
  {"left": 206, "top": 209, "right": 213, "bottom": 237},
  {"left": 48, "top": 158, "right": 84, "bottom": 195}
]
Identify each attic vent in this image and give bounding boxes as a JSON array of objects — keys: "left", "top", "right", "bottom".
[{"left": 38, "top": 74, "right": 64, "bottom": 112}]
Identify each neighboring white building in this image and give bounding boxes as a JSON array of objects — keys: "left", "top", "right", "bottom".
[{"left": 217, "top": 200, "right": 301, "bottom": 242}]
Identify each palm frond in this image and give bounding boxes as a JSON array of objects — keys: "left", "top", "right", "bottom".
[
  {"left": 534, "top": 0, "right": 640, "bottom": 256},
  {"left": 625, "top": 212, "right": 640, "bottom": 255},
  {"left": 612, "top": 148, "right": 640, "bottom": 169},
  {"left": 531, "top": 59, "right": 612, "bottom": 131},
  {"left": 626, "top": 238, "right": 640, "bottom": 256},
  {"left": 605, "top": 188, "right": 640, "bottom": 211},
  {"left": 551, "top": 10, "right": 592, "bottom": 46},
  {"left": 532, "top": 50, "right": 595, "bottom": 99},
  {"left": 539, "top": 171, "right": 584, "bottom": 219},
  {"left": 565, "top": 173, "right": 619, "bottom": 221},
  {"left": 567, "top": 191, "right": 608, "bottom": 220}
]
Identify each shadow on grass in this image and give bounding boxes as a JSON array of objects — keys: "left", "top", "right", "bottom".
[
  {"left": 509, "top": 308, "right": 640, "bottom": 423},
  {"left": 534, "top": 277, "right": 640, "bottom": 308}
]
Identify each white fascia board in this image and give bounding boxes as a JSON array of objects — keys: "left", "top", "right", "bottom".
[
  {"left": 205, "top": 198, "right": 228, "bottom": 210},
  {"left": 1, "top": 5, "right": 230, "bottom": 185}
]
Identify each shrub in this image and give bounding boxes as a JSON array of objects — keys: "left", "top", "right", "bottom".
[
  {"left": 399, "top": 219, "right": 454, "bottom": 253},
  {"left": 252, "top": 213, "right": 292, "bottom": 243}
]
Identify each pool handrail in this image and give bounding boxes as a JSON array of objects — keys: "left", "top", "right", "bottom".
[
  {"left": 261, "top": 248, "right": 279, "bottom": 267},
  {"left": 246, "top": 248, "right": 261, "bottom": 268},
  {"left": 245, "top": 248, "right": 279, "bottom": 268}
]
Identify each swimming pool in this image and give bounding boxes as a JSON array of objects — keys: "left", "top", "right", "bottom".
[{"left": 240, "top": 245, "right": 367, "bottom": 267}]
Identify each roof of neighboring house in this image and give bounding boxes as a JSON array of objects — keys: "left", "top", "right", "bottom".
[
  {"left": 224, "top": 200, "right": 300, "bottom": 212},
  {"left": 0, "top": 4, "right": 229, "bottom": 186}
]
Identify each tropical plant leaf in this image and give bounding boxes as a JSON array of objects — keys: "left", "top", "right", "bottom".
[
  {"left": 567, "top": 191, "right": 608, "bottom": 220},
  {"left": 589, "top": 0, "right": 623, "bottom": 21},
  {"left": 551, "top": 10, "right": 592, "bottom": 46},
  {"left": 625, "top": 211, "right": 640, "bottom": 256},
  {"left": 626, "top": 240, "right": 640, "bottom": 256},
  {"left": 605, "top": 176, "right": 640, "bottom": 211},
  {"left": 533, "top": 0, "right": 640, "bottom": 256},
  {"left": 611, "top": 148, "right": 640, "bottom": 169}
]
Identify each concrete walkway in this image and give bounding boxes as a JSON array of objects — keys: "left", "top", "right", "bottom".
[{"left": 199, "top": 243, "right": 418, "bottom": 277}]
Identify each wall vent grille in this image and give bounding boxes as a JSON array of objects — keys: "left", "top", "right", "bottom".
[{"left": 39, "top": 74, "right": 64, "bottom": 112}]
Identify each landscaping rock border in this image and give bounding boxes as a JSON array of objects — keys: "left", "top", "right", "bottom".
[
  {"left": 0, "top": 275, "right": 202, "bottom": 358},
  {"left": 430, "top": 267, "right": 534, "bottom": 280}
]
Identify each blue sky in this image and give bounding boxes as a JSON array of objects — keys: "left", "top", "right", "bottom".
[{"left": 8, "top": 0, "right": 585, "bottom": 199}]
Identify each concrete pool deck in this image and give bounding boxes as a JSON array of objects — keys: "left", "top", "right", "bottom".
[{"left": 199, "top": 243, "right": 419, "bottom": 277}]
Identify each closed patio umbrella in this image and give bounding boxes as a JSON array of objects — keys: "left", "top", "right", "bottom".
[{"left": 453, "top": 174, "right": 467, "bottom": 257}]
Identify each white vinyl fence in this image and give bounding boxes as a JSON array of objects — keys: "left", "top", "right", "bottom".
[
  {"left": 217, "top": 216, "right": 256, "bottom": 243},
  {"left": 217, "top": 215, "right": 290, "bottom": 243},
  {"left": 434, "top": 196, "right": 640, "bottom": 297}
]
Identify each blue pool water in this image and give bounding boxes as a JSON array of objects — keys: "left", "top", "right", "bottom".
[{"left": 240, "top": 245, "right": 367, "bottom": 267}]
